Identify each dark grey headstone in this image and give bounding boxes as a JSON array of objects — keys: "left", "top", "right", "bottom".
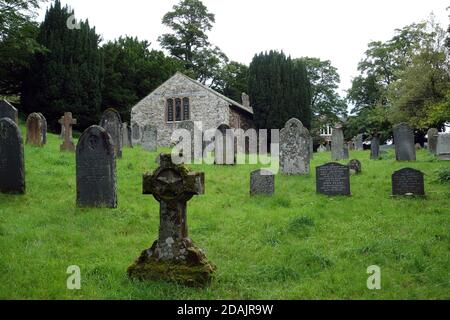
[
  {"left": 436, "top": 133, "right": 450, "bottom": 160},
  {"left": 427, "top": 128, "right": 439, "bottom": 155},
  {"left": 355, "top": 134, "right": 364, "bottom": 150},
  {"left": 76, "top": 125, "right": 117, "bottom": 208},
  {"left": 0, "top": 100, "right": 18, "bottom": 124},
  {"left": 250, "top": 169, "right": 274, "bottom": 196},
  {"left": 142, "top": 124, "right": 157, "bottom": 152},
  {"left": 280, "top": 118, "right": 310, "bottom": 174},
  {"left": 99, "top": 108, "right": 122, "bottom": 158},
  {"left": 316, "top": 162, "right": 350, "bottom": 196},
  {"left": 370, "top": 135, "right": 380, "bottom": 159},
  {"left": 347, "top": 159, "right": 362, "bottom": 175},
  {"left": 122, "top": 122, "right": 132, "bottom": 148},
  {"left": 331, "top": 125, "right": 346, "bottom": 161},
  {"left": 393, "top": 123, "right": 416, "bottom": 161},
  {"left": 0, "top": 118, "right": 25, "bottom": 194},
  {"left": 392, "top": 168, "right": 425, "bottom": 196}
]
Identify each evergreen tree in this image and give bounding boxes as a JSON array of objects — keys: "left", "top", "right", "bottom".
[
  {"left": 101, "top": 36, "right": 184, "bottom": 122},
  {"left": 248, "top": 51, "right": 312, "bottom": 130},
  {"left": 21, "top": 0, "right": 103, "bottom": 131}
]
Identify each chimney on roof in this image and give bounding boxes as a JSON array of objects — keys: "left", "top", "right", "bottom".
[{"left": 241, "top": 92, "right": 250, "bottom": 109}]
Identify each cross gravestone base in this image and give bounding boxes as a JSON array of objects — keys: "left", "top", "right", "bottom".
[{"left": 128, "top": 154, "right": 215, "bottom": 287}]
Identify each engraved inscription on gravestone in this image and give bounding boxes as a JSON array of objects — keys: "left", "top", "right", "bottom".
[
  {"left": 392, "top": 168, "right": 425, "bottom": 196},
  {"left": 316, "top": 163, "right": 351, "bottom": 196},
  {"left": 76, "top": 125, "right": 117, "bottom": 208}
]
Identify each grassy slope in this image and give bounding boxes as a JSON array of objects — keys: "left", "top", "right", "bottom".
[{"left": 0, "top": 126, "right": 449, "bottom": 300}]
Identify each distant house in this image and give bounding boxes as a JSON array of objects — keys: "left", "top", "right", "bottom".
[{"left": 131, "top": 72, "right": 254, "bottom": 147}]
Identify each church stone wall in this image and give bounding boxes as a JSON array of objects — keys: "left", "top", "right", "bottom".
[{"left": 131, "top": 73, "right": 233, "bottom": 147}]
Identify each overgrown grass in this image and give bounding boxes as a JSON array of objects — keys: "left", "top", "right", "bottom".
[{"left": 0, "top": 125, "right": 449, "bottom": 299}]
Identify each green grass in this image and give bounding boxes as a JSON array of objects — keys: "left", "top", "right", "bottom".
[{"left": 0, "top": 125, "right": 449, "bottom": 300}]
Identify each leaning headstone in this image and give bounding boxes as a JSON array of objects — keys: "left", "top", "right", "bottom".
[
  {"left": 436, "top": 133, "right": 450, "bottom": 160},
  {"left": 370, "top": 135, "right": 380, "bottom": 159},
  {"left": 128, "top": 154, "right": 214, "bottom": 287},
  {"left": 355, "top": 134, "right": 364, "bottom": 150},
  {"left": 178, "top": 120, "right": 202, "bottom": 163},
  {"left": 122, "top": 122, "right": 132, "bottom": 148},
  {"left": 0, "top": 118, "right": 25, "bottom": 194},
  {"left": 347, "top": 159, "right": 362, "bottom": 175},
  {"left": 100, "top": 108, "right": 122, "bottom": 158},
  {"left": 25, "top": 113, "right": 44, "bottom": 146},
  {"left": 141, "top": 124, "right": 157, "bottom": 152},
  {"left": 427, "top": 128, "right": 439, "bottom": 155},
  {"left": 0, "top": 100, "right": 18, "bottom": 124},
  {"left": 331, "top": 125, "right": 345, "bottom": 161},
  {"left": 250, "top": 169, "right": 274, "bottom": 196},
  {"left": 392, "top": 168, "right": 425, "bottom": 196},
  {"left": 393, "top": 123, "right": 416, "bottom": 161},
  {"left": 76, "top": 125, "right": 117, "bottom": 208},
  {"left": 280, "top": 118, "right": 310, "bottom": 174},
  {"left": 58, "top": 112, "right": 77, "bottom": 152},
  {"left": 37, "top": 113, "right": 47, "bottom": 145},
  {"left": 316, "top": 163, "right": 351, "bottom": 196}
]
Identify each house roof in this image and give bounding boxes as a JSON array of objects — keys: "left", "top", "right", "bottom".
[{"left": 173, "top": 72, "right": 253, "bottom": 115}]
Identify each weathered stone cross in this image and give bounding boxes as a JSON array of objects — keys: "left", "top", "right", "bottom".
[
  {"left": 128, "top": 153, "right": 215, "bottom": 287},
  {"left": 59, "top": 112, "right": 77, "bottom": 152}
]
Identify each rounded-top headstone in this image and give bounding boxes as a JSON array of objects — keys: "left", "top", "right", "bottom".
[
  {"left": 0, "top": 100, "right": 18, "bottom": 124},
  {"left": 100, "top": 108, "right": 123, "bottom": 158},
  {"left": 0, "top": 118, "right": 25, "bottom": 194},
  {"left": 26, "top": 112, "right": 44, "bottom": 146},
  {"left": 76, "top": 125, "right": 117, "bottom": 208},
  {"left": 280, "top": 118, "right": 310, "bottom": 175}
]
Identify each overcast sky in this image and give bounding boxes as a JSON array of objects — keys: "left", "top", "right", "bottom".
[{"left": 38, "top": 0, "right": 449, "bottom": 95}]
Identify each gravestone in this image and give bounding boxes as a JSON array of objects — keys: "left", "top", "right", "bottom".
[
  {"left": 122, "top": 122, "right": 132, "bottom": 148},
  {"left": 131, "top": 122, "right": 141, "bottom": 145},
  {"left": 355, "top": 134, "right": 364, "bottom": 150},
  {"left": 38, "top": 113, "right": 47, "bottom": 145},
  {"left": 370, "top": 135, "right": 380, "bottom": 159},
  {"left": 326, "top": 143, "right": 331, "bottom": 152},
  {"left": 142, "top": 124, "right": 157, "bottom": 152},
  {"left": 76, "top": 125, "right": 117, "bottom": 208},
  {"left": 280, "top": 118, "right": 310, "bottom": 174},
  {"left": 347, "top": 159, "right": 362, "bottom": 175},
  {"left": 0, "top": 100, "right": 18, "bottom": 124},
  {"left": 436, "top": 133, "right": 450, "bottom": 160},
  {"left": 250, "top": 169, "right": 274, "bottom": 196},
  {"left": 100, "top": 108, "right": 122, "bottom": 158},
  {"left": 392, "top": 168, "right": 425, "bottom": 196},
  {"left": 343, "top": 144, "right": 349, "bottom": 159},
  {"left": 316, "top": 163, "right": 350, "bottom": 196},
  {"left": 348, "top": 141, "right": 355, "bottom": 151},
  {"left": 427, "top": 128, "right": 439, "bottom": 155},
  {"left": 0, "top": 118, "right": 25, "bottom": 194},
  {"left": 318, "top": 144, "right": 326, "bottom": 153},
  {"left": 58, "top": 112, "right": 77, "bottom": 152},
  {"left": 25, "top": 113, "right": 44, "bottom": 146},
  {"left": 128, "top": 154, "right": 214, "bottom": 287},
  {"left": 178, "top": 120, "right": 202, "bottom": 163},
  {"left": 331, "top": 125, "right": 345, "bottom": 161},
  {"left": 393, "top": 123, "right": 416, "bottom": 161}
]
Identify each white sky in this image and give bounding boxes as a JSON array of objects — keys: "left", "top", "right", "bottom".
[{"left": 38, "top": 0, "right": 449, "bottom": 95}]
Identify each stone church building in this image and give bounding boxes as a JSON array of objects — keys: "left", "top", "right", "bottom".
[{"left": 131, "top": 72, "right": 254, "bottom": 147}]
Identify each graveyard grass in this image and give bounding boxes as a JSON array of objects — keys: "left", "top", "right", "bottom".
[{"left": 0, "top": 125, "right": 449, "bottom": 300}]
